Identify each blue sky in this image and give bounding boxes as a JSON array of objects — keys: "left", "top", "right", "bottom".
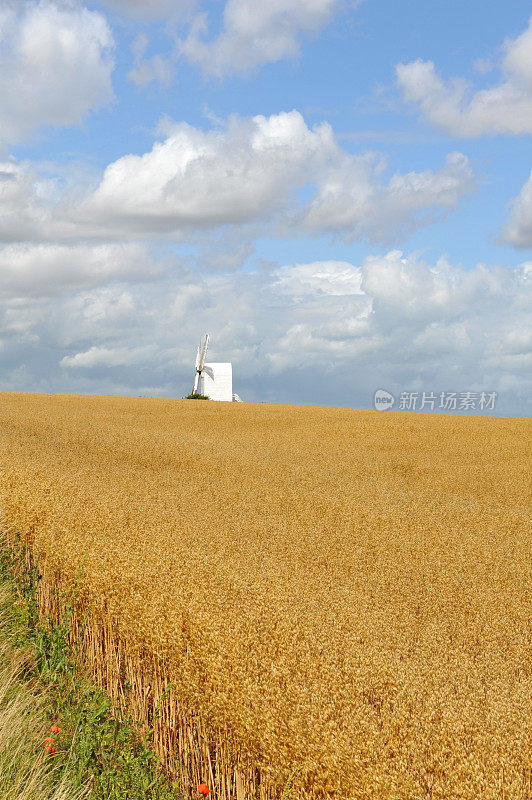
[{"left": 0, "top": 0, "right": 531, "bottom": 414}]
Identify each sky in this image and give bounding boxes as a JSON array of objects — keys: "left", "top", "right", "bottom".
[{"left": 0, "top": 0, "right": 531, "bottom": 415}]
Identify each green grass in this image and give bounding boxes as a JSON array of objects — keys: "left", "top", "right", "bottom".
[
  {"left": 0, "top": 535, "right": 183, "bottom": 800},
  {"left": 0, "top": 533, "right": 305, "bottom": 800},
  {"left": 0, "top": 581, "right": 88, "bottom": 800}
]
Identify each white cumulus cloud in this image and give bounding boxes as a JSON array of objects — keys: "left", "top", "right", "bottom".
[
  {"left": 0, "top": 0, "right": 114, "bottom": 143},
  {"left": 78, "top": 111, "right": 474, "bottom": 244},
  {"left": 396, "top": 16, "right": 532, "bottom": 136},
  {"left": 273, "top": 261, "right": 365, "bottom": 298},
  {"left": 180, "top": 0, "right": 341, "bottom": 77},
  {"left": 0, "top": 113, "right": 475, "bottom": 247},
  {"left": 298, "top": 151, "right": 475, "bottom": 243},
  {"left": 502, "top": 171, "right": 532, "bottom": 248},
  {"left": 127, "top": 33, "right": 175, "bottom": 87},
  {"left": 80, "top": 111, "right": 335, "bottom": 232}
]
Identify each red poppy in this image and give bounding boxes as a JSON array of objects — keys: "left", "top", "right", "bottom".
[
  {"left": 198, "top": 784, "right": 210, "bottom": 796},
  {"left": 51, "top": 725, "right": 62, "bottom": 734},
  {"left": 45, "top": 745, "right": 56, "bottom": 755},
  {"left": 43, "top": 737, "right": 54, "bottom": 745}
]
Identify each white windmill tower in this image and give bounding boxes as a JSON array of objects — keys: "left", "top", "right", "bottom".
[{"left": 192, "top": 333, "right": 209, "bottom": 395}]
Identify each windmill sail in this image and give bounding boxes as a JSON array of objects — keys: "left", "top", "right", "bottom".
[{"left": 192, "top": 333, "right": 209, "bottom": 394}]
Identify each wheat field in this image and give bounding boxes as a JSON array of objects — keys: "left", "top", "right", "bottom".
[{"left": 0, "top": 392, "right": 530, "bottom": 800}]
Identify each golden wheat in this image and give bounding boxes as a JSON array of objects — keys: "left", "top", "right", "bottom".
[{"left": 0, "top": 392, "right": 530, "bottom": 800}]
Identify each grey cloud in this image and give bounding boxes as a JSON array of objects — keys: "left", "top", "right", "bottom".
[
  {"left": 1, "top": 252, "right": 529, "bottom": 415},
  {"left": 0, "top": 242, "right": 156, "bottom": 298}
]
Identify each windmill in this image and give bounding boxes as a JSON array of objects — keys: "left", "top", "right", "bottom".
[
  {"left": 190, "top": 333, "right": 240, "bottom": 401},
  {"left": 192, "top": 333, "right": 209, "bottom": 395}
]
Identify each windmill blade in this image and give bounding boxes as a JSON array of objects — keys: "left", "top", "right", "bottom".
[
  {"left": 195, "top": 341, "right": 202, "bottom": 370},
  {"left": 197, "top": 333, "right": 210, "bottom": 371},
  {"left": 191, "top": 333, "right": 210, "bottom": 395},
  {"left": 202, "top": 365, "right": 214, "bottom": 380}
]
